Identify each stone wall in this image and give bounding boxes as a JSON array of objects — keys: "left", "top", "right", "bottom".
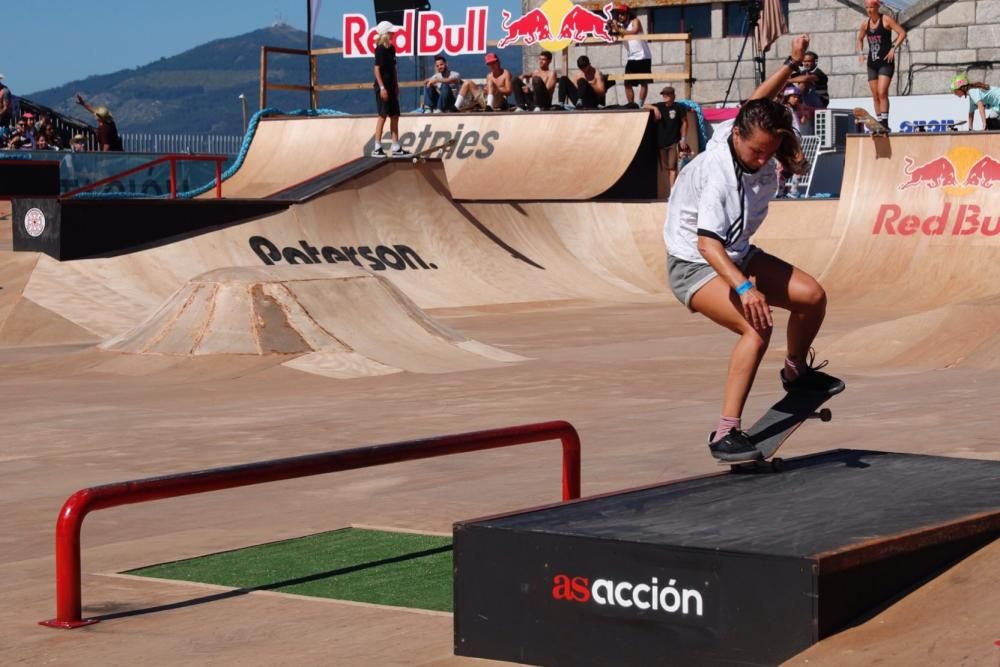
[{"left": 519, "top": 0, "right": 1000, "bottom": 105}]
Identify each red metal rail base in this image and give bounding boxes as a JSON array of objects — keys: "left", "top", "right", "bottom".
[{"left": 40, "top": 420, "right": 581, "bottom": 628}]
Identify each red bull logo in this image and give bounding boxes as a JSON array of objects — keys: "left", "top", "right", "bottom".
[
  {"left": 964, "top": 155, "right": 1000, "bottom": 189},
  {"left": 497, "top": 0, "right": 615, "bottom": 52},
  {"left": 556, "top": 3, "right": 615, "bottom": 42},
  {"left": 896, "top": 147, "right": 1000, "bottom": 193},
  {"left": 343, "top": 7, "right": 488, "bottom": 57},
  {"left": 898, "top": 156, "right": 958, "bottom": 190},
  {"left": 875, "top": 146, "right": 999, "bottom": 236},
  {"left": 497, "top": 8, "right": 553, "bottom": 48}
]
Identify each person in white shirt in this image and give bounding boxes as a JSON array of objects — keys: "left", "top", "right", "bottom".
[
  {"left": 663, "top": 34, "right": 845, "bottom": 463},
  {"left": 425, "top": 56, "right": 462, "bottom": 113},
  {"left": 616, "top": 4, "right": 652, "bottom": 108}
]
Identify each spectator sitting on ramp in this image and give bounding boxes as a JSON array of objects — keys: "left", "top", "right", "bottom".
[
  {"left": 425, "top": 55, "right": 462, "bottom": 113},
  {"left": 513, "top": 50, "right": 559, "bottom": 111},
  {"left": 951, "top": 73, "right": 1000, "bottom": 131},
  {"left": 75, "top": 94, "right": 123, "bottom": 151},
  {"left": 455, "top": 53, "right": 514, "bottom": 112},
  {"left": 663, "top": 33, "right": 845, "bottom": 463},
  {"left": 557, "top": 55, "right": 611, "bottom": 110}
]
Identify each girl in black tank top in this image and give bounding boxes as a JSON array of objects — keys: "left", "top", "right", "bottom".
[
  {"left": 856, "top": 0, "right": 906, "bottom": 130},
  {"left": 865, "top": 15, "right": 893, "bottom": 66}
]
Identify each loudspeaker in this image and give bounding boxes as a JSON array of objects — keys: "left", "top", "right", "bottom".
[{"left": 373, "top": 0, "right": 431, "bottom": 26}]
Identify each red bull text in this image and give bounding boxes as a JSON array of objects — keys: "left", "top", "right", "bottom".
[
  {"left": 343, "top": 8, "right": 488, "bottom": 57},
  {"left": 874, "top": 203, "right": 999, "bottom": 236}
]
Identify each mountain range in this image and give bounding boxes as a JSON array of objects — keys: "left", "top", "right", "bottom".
[{"left": 27, "top": 24, "right": 521, "bottom": 136}]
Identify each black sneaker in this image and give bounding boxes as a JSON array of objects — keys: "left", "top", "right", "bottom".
[
  {"left": 781, "top": 348, "right": 846, "bottom": 395},
  {"left": 708, "top": 430, "right": 762, "bottom": 462},
  {"left": 390, "top": 147, "right": 412, "bottom": 158},
  {"left": 371, "top": 146, "right": 386, "bottom": 158}
]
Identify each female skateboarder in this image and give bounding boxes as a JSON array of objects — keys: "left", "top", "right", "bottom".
[
  {"left": 663, "top": 34, "right": 845, "bottom": 462},
  {"left": 857, "top": 0, "right": 906, "bottom": 132}
]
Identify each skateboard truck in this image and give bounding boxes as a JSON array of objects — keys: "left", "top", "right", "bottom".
[
  {"left": 810, "top": 408, "right": 832, "bottom": 422},
  {"left": 726, "top": 396, "right": 838, "bottom": 473}
]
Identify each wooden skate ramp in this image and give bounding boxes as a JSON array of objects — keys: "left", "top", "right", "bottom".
[
  {"left": 221, "top": 112, "right": 653, "bottom": 200},
  {"left": 816, "top": 132, "right": 1000, "bottom": 308},
  {"left": 100, "top": 265, "right": 525, "bottom": 378},
  {"left": 18, "top": 162, "right": 666, "bottom": 346}
]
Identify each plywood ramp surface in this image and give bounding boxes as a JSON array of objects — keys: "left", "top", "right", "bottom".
[
  {"left": 817, "top": 133, "right": 1000, "bottom": 309},
  {"left": 22, "top": 162, "right": 668, "bottom": 345},
  {"left": 221, "top": 112, "right": 650, "bottom": 199}
]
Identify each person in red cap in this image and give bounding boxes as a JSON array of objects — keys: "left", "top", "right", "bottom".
[
  {"left": 614, "top": 4, "right": 651, "bottom": 108},
  {"left": 455, "top": 53, "right": 514, "bottom": 111}
]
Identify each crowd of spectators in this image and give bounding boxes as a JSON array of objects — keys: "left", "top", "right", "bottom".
[{"left": 0, "top": 74, "right": 120, "bottom": 152}]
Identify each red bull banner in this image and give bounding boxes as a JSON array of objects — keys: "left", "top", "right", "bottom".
[
  {"left": 343, "top": 7, "right": 489, "bottom": 57},
  {"left": 872, "top": 144, "right": 1000, "bottom": 237},
  {"left": 498, "top": 0, "right": 615, "bottom": 51}
]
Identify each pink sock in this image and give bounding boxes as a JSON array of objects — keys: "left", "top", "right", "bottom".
[
  {"left": 713, "top": 416, "right": 741, "bottom": 442},
  {"left": 783, "top": 357, "right": 803, "bottom": 381}
]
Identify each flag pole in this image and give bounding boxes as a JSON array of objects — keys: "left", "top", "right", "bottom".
[
  {"left": 306, "top": 0, "right": 316, "bottom": 108},
  {"left": 306, "top": 0, "right": 313, "bottom": 53}
]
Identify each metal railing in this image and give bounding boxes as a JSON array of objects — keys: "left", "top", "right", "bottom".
[
  {"left": 61, "top": 154, "right": 228, "bottom": 199},
  {"left": 120, "top": 133, "right": 243, "bottom": 155},
  {"left": 40, "top": 420, "right": 582, "bottom": 629},
  {"left": 260, "top": 33, "right": 693, "bottom": 107}
]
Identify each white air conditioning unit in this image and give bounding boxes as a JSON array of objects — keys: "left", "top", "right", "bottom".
[{"left": 814, "top": 109, "right": 855, "bottom": 150}]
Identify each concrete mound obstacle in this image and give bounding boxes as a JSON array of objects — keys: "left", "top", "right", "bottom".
[{"left": 100, "top": 265, "right": 526, "bottom": 378}]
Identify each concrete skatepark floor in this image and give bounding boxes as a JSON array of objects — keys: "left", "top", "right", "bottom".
[
  {"left": 2, "top": 297, "right": 999, "bottom": 665},
  {"left": 3, "top": 123, "right": 1000, "bottom": 665}
]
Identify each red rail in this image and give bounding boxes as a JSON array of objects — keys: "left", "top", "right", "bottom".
[
  {"left": 40, "top": 420, "right": 581, "bottom": 628},
  {"left": 61, "top": 154, "right": 228, "bottom": 199}
]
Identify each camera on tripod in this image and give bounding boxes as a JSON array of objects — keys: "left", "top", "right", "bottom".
[
  {"left": 740, "top": 0, "right": 763, "bottom": 26},
  {"left": 606, "top": 5, "right": 630, "bottom": 38}
]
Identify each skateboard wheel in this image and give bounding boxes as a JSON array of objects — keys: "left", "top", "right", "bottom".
[
  {"left": 819, "top": 408, "right": 832, "bottom": 422},
  {"left": 770, "top": 458, "right": 784, "bottom": 472}
]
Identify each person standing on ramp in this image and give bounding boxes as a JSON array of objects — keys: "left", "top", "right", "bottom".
[
  {"left": 663, "top": 34, "right": 845, "bottom": 463},
  {"left": 371, "top": 21, "right": 411, "bottom": 158},
  {"left": 857, "top": 0, "right": 906, "bottom": 132}
]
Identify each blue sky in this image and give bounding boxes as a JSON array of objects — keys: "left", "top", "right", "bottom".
[{"left": 4, "top": 0, "right": 517, "bottom": 95}]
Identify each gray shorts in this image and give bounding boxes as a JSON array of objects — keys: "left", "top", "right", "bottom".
[{"left": 667, "top": 246, "right": 761, "bottom": 310}]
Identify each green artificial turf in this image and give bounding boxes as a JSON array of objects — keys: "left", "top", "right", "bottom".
[{"left": 126, "top": 528, "right": 454, "bottom": 612}]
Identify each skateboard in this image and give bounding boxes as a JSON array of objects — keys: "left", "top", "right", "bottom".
[
  {"left": 409, "top": 138, "right": 457, "bottom": 163},
  {"left": 728, "top": 391, "right": 835, "bottom": 473},
  {"left": 852, "top": 108, "right": 888, "bottom": 136}
]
